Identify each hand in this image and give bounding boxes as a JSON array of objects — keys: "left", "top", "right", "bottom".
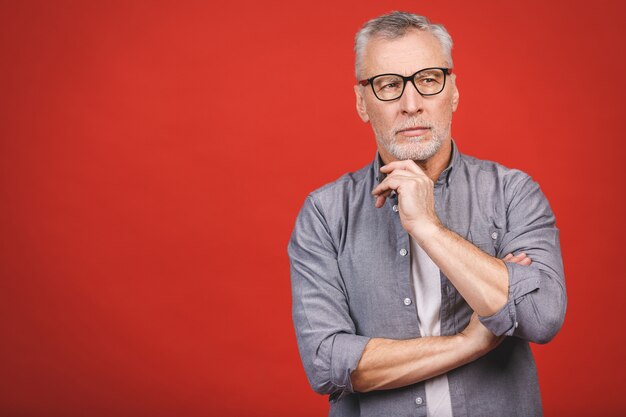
[
  {"left": 371, "top": 160, "right": 440, "bottom": 237},
  {"left": 503, "top": 252, "right": 532, "bottom": 266},
  {"left": 459, "top": 313, "right": 504, "bottom": 359}
]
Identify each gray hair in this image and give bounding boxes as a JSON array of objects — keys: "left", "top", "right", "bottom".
[{"left": 354, "top": 11, "right": 453, "bottom": 79}]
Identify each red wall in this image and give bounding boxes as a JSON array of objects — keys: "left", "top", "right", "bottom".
[{"left": 1, "top": 1, "right": 624, "bottom": 416}]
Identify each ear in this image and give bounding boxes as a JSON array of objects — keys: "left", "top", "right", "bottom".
[
  {"left": 354, "top": 84, "right": 370, "bottom": 123},
  {"left": 450, "top": 75, "right": 460, "bottom": 112}
]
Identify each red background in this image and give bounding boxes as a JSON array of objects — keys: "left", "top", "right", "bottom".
[{"left": 1, "top": 1, "right": 625, "bottom": 416}]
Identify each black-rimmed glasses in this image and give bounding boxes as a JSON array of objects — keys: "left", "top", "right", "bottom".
[{"left": 358, "top": 67, "right": 452, "bottom": 101}]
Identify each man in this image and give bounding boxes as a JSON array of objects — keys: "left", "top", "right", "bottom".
[{"left": 289, "top": 11, "right": 566, "bottom": 417}]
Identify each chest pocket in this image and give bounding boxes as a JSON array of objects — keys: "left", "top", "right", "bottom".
[{"left": 467, "top": 225, "right": 502, "bottom": 257}]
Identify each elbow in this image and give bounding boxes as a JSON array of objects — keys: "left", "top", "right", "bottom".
[
  {"left": 307, "top": 367, "right": 346, "bottom": 396},
  {"left": 310, "top": 376, "right": 351, "bottom": 397},
  {"left": 310, "top": 379, "right": 334, "bottom": 396},
  {"left": 531, "top": 327, "right": 558, "bottom": 345},
  {"left": 514, "top": 270, "right": 567, "bottom": 344},
  {"left": 308, "top": 365, "right": 361, "bottom": 396},
  {"left": 299, "top": 333, "right": 371, "bottom": 396},
  {"left": 529, "top": 302, "right": 566, "bottom": 345}
]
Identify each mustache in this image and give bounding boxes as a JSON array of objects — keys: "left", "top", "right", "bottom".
[{"left": 393, "top": 119, "right": 432, "bottom": 134}]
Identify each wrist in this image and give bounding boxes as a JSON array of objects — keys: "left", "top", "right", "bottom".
[
  {"left": 456, "top": 330, "right": 490, "bottom": 362},
  {"left": 454, "top": 333, "right": 479, "bottom": 363},
  {"left": 408, "top": 217, "right": 443, "bottom": 245}
]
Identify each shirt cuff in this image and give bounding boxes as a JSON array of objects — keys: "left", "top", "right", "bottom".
[
  {"left": 478, "top": 262, "right": 541, "bottom": 336},
  {"left": 327, "top": 333, "right": 370, "bottom": 401}
]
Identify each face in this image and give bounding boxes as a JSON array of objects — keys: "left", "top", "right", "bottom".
[{"left": 354, "top": 30, "right": 459, "bottom": 162}]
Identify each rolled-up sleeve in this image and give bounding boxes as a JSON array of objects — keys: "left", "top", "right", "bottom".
[
  {"left": 479, "top": 172, "right": 567, "bottom": 344},
  {"left": 288, "top": 196, "right": 370, "bottom": 398}
]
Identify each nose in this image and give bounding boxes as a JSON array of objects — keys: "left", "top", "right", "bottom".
[{"left": 399, "top": 81, "right": 424, "bottom": 115}]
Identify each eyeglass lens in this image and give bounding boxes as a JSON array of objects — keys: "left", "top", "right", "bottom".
[{"left": 372, "top": 68, "right": 446, "bottom": 100}]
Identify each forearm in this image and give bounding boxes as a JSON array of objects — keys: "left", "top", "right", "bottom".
[
  {"left": 413, "top": 222, "right": 508, "bottom": 317},
  {"left": 351, "top": 333, "right": 483, "bottom": 392},
  {"left": 488, "top": 261, "right": 566, "bottom": 343}
]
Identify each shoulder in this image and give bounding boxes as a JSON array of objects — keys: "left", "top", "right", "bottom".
[
  {"left": 305, "top": 161, "right": 373, "bottom": 214},
  {"left": 458, "top": 152, "right": 538, "bottom": 199},
  {"left": 456, "top": 151, "right": 551, "bottom": 222},
  {"left": 290, "top": 160, "right": 374, "bottom": 248}
]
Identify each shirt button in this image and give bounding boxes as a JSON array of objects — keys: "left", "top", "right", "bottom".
[
  {"left": 491, "top": 232, "right": 498, "bottom": 240},
  {"left": 399, "top": 248, "right": 408, "bottom": 256},
  {"left": 515, "top": 321, "right": 519, "bottom": 328},
  {"left": 403, "top": 298, "right": 412, "bottom": 306},
  {"left": 415, "top": 397, "right": 423, "bottom": 405},
  {"left": 392, "top": 204, "right": 399, "bottom": 212}
]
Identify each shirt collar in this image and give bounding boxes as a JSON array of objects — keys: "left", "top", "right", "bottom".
[{"left": 373, "top": 139, "right": 460, "bottom": 187}]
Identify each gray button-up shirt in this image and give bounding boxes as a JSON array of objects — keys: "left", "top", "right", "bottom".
[{"left": 289, "top": 140, "right": 566, "bottom": 417}]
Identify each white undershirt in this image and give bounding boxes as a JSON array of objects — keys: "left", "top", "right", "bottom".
[{"left": 410, "top": 237, "right": 453, "bottom": 417}]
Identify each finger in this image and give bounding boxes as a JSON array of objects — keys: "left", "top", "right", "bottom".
[
  {"left": 509, "top": 252, "right": 527, "bottom": 261},
  {"left": 375, "top": 195, "right": 386, "bottom": 208},
  {"left": 374, "top": 190, "right": 392, "bottom": 208},
  {"left": 508, "top": 252, "right": 533, "bottom": 265},
  {"left": 372, "top": 170, "right": 432, "bottom": 197},
  {"left": 371, "top": 176, "right": 407, "bottom": 196},
  {"left": 503, "top": 253, "right": 513, "bottom": 261},
  {"left": 380, "top": 160, "right": 423, "bottom": 176},
  {"left": 374, "top": 188, "right": 392, "bottom": 197},
  {"left": 385, "top": 168, "right": 419, "bottom": 179},
  {"left": 380, "top": 160, "right": 425, "bottom": 176},
  {"left": 509, "top": 257, "right": 524, "bottom": 264}
]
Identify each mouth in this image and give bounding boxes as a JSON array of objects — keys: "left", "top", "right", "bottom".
[{"left": 396, "top": 126, "right": 431, "bottom": 138}]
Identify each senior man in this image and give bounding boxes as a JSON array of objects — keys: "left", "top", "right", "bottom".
[{"left": 289, "top": 11, "right": 566, "bottom": 417}]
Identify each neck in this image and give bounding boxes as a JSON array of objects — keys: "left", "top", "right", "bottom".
[{"left": 379, "top": 139, "right": 452, "bottom": 182}]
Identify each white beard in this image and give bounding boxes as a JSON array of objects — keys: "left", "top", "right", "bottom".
[{"left": 373, "top": 118, "right": 450, "bottom": 161}]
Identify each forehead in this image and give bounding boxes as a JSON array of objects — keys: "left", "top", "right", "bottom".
[{"left": 361, "top": 29, "right": 446, "bottom": 77}]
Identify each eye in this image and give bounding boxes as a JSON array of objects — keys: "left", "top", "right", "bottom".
[
  {"left": 373, "top": 76, "right": 403, "bottom": 92},
  {"left": 415, "top": 70, "right": 444, "bottom": 87},
  {"left": 417, "top": 76, "right": 439, "bottom": 86},
  {"left": 382, "top": 81, "right": 401, "bottom": 90}
]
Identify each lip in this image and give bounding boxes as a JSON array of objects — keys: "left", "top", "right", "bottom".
[{"left": 396, "top": 126, "right": 430, "bottom": 137}]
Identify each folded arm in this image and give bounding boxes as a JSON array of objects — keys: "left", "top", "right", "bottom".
[
  {"left": 373, "top": 161, "right": 567, "bottom": 343},
  {"left": 289, "top": 196, "right": 508, "bottom": 398},
  {"left": 350, "top": 313, "right": 500, "bottom": 392},
  {"left": 481, "top": 173, "right": 567, "bottom": 342}
]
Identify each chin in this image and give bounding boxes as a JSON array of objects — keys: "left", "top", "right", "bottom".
[{"left": 387, "top": 140, "right": 441, "bottom": 161}]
